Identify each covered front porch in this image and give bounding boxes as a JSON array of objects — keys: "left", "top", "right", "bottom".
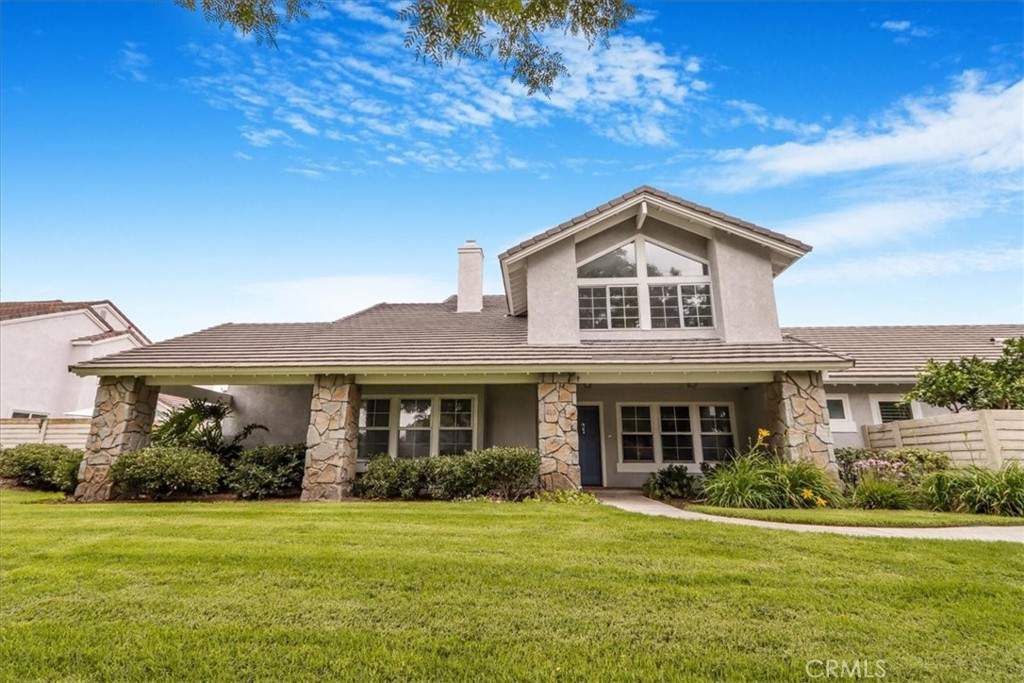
[{"left": 72, "top": 368, "right": 837, "bottom": 501}]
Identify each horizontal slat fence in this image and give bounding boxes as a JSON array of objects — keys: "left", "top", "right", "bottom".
[
  {"left": 863, "top": 410, "right": 1024, "bottom": 468},
  {"left": 0, "top": 418, "right": 91, "bottom": 450}
]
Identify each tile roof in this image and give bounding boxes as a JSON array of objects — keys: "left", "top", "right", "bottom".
[
  {"left": 0, "top": 300, "right": 105, "bottom": 321},
  {"left": 74, "top": 296, "right": 850, "bottom": 373},
  {"left": 498, "top": 185, "right": 812, "bottom": 260},
  {"left": 0, "top": 299, "right": 151, "bottom": 345},
  {"left": 783, "top": 324, "right": 1024, "bottom": 381}
]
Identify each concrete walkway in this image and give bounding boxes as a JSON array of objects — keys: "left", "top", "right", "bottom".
[{"left": 594, "top": 490, "right": 1024, "bottom": 543}]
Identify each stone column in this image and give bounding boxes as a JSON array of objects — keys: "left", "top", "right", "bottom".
[
  {"left": 765, "top": 371, "right": 837, "bottom": 474},
  {"left": 74, "top": 376, "right": 160, "bottom": 502},
  {"left": 301, "top": 374, "right": 360, "bottom": 501},
  {"left": 537, "top": 373, "right": 580, "bottom": 490}
]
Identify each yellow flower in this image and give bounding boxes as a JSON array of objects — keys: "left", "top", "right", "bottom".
[
  {"left": 816, "top": 497, "right": 827, "bottom": 507},
  {"left": 758, "top": 428, "right": 771, "bottom": 439},
  {"left": 801, "top": 488, "right": 814, "bottom": 500}
]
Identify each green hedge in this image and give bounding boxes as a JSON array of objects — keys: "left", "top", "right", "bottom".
[
  {"left": 226, "top": 444, "right": 306, "bottom": 500},
  {"left": 642, "top": 465, "right": 701, "bottom": 501},
  {"left": 0, "top": 444, "right": 83, "bottom": 494},
  {"left": 110, "top": 447, "right": 223, "bottom": 500},
  {"left": 354, "top": 447, "right": 540, "bottom": 501}
]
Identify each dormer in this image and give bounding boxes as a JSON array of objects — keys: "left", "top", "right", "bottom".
[{"left": 498, "top": 186, "right": 811, "bottom": 345}]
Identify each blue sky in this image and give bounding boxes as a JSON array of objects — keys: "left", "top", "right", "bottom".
[{"left": 2, "top": 1, "right": 1021, "bottom": 341}]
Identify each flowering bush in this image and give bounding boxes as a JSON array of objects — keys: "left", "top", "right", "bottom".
[{"left": 836, "top": 447, "right": 950, "bottom": 487}]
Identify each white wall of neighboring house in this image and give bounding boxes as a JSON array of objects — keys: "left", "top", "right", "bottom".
[{"left": 0, "top": 308, "right": 142, "bottom": 418}]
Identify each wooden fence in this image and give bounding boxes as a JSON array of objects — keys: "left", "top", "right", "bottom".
[
  {"left": 0, "top": 418, "right": 92, "bottom": 450},
  {"left": 863, "top": 410, "right": 1024, "bottom": 468}
]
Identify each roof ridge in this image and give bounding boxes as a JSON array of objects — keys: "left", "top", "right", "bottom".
[{"left": 781, "top": 333, "right": 853, "bottom": 362}]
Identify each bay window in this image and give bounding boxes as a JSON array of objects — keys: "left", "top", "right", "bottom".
[{"left": 577, "top": 237, "right": 713, "bottom": 330}]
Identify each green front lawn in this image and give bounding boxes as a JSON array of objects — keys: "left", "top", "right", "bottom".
[
  {"left": 2, "top": 489, "right": 1023, "bottom": 682},
  {"left": 686, "top": 504, "right": 1024, "bottom": 528}
]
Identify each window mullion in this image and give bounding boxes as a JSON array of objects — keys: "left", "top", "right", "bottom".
[
  {"left": 388, "top": 398, "right": 399, "bottom": 458},
  {"left": 431, "top": 397, "right": 441, "bottom": 456},
  {"left": 652, "top": 403, "right": 663, "bottom": 464},
  {"left": 690, "top": 404, "right": 704, "bottom": 465}
]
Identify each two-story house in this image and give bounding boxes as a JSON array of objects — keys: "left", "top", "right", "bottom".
[{"left": 68, "top": 187, "right": 1022, "bottom": 502}]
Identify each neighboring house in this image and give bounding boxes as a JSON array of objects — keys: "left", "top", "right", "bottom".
[
  {"left": 783, "top": 325, "right": 1022, "bottom": 449},
  {"left": 67, "top": 186, "right": 1023, "bottom": 501},
  {"left": 0, "top": 300, "right": 150, "bottom": 419}
]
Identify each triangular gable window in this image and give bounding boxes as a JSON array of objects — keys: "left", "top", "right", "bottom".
[
  {"left": 577, "top": 242, "right": 637, "bottom": 278},
  {"left": 645, "top": 241, "right": 708, "bottom": 277}
]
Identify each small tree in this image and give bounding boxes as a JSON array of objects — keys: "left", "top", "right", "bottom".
[
  {"left": 152, "top": 399, "right": 267, "bottom": 468},
  {"left": 904, "top": 338, "right": 1024, "bottom": 413}
]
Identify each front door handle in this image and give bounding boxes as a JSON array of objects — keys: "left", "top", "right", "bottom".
[{"left": 580, "top": 423, "right": 586, "bottom": 436}]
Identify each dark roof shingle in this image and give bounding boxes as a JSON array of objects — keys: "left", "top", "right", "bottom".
[
  {"left": 784, "top": 324, "right": 1024, "bottom": 381},
  {"left": 75, "top": 296, "right": 850, "bottom": 372}
]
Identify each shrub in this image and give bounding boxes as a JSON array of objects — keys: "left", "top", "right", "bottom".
[
  {"left": 355, "top": 447, "right": 541, "bottom": 501},
  {"left": 852, "top": 475, "right": 913, "bottom": 510},
  {"left": 226, "top": 444, "right": 306, "bottom": 500},
  {"left": 774, "top": 460, "right": 844, "bottom": 508},
  {"left": 642, "top": 465, "right": 701, "bottom": 501},
  {"left": 921, "top": 464, "right": 1024, "bottom": 516},
  {"left": 526, "top": 489, "right": 599, "bottom": 505},
  {"left": 836, "top": 447, "right": 950, "bottom": 488},
  {"left": 701, "top": 454, "right": 784, "bottom": 509},
  {"left": 110, "top": 447, "right": 223, "bottom": 500},
  {"left": 0, "top": 444, "right": 83, "bottom": 494}
]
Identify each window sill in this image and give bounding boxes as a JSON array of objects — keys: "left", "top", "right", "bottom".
[
  {"left": 581, "top": 328, "right": 720, "bottom": 341},
  {"left": 617, "top": 462, "right": 701, "bottom": 474}
]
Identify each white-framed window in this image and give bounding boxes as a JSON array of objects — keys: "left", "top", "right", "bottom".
[
  {"left": 616, "top": 402, "right": 735, "bottom": 472},
  {"left": 869, "top": 394, "right": 920, "bottom": 425},
  {"left": 10, "top": 410, "right": 48, "bottom": 419},
  {"left": 577, "top": 236, "right": 713, "bottom": 331},
  {"left": 824, "top": 394, "right": 856, "bottom": 433},
  {"left": 358, "top": 396, "right": 477, "bottom": 460}
]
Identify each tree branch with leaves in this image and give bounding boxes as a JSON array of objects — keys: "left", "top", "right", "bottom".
[{"left": 175, "top": 0, "right": 636, "bottom": 93}]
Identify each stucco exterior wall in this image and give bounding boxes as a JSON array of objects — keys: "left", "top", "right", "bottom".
[
  {"left": 708, "top": 232, "right": 781, "bottom": 343},
  {"left": 525, "top": 239, "right": 581, "bottom": 345},
  {"left": 484, "top": 384, "right": 537, "bottom": 447},
  {"left": 0, "top": 312, "right": 139, "bottom": 418},
  {"left": 224, "top": 384, "right": 313, "bottom": 446}
]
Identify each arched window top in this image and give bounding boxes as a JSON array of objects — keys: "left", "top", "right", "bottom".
[{"left": 577, "top": 237, "right": 708, "bottom": 280}]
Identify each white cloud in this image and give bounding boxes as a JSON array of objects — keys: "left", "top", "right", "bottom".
[
  {"left": 781, "top": 246, "right": 1024, "bottom": 285},
  {"left": 233, "top": 151, "right": 253, "bottom": 160},
  {"left": 709, "top": 72, "right": 1023, "bottom": 191},
  {"left": 725, "top": 100, "right": 823, "bottom": 137},
  {"left": 776, "top": 200, "right": 969, "bottom": 250},
  {"left": 114, "top": 42, "right": 150, "bottom": 82},
  {"left": 881, "top": 20, "right": 911, "bottom": 32},
  {"left": 181, "top": 11, "right": 708, "bottom": 169},
  {"left": 240, "top": 126, "right": 292, "bottom": 147},
  {"left": 282, "top": 112, "right": 319, "bottom": 135}
]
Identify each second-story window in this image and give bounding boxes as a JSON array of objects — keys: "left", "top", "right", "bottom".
[{"left": 577, "top": 237, "right": 713, "bottom": 330}]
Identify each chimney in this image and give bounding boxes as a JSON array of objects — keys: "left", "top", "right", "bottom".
[{"left": 457, "top": 240, "right": 484, "bottom": 313}]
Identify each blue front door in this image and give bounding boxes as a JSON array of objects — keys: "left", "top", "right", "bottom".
[{"left": 579, "top": 405, "right": 602, "bottom": 486}]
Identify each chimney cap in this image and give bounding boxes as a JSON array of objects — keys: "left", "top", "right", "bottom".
[{"left": 458, "top": 239, "right": 483, "bottom": 252}]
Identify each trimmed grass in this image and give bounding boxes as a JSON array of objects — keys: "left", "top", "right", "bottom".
[
  {"left": 686, "top": 504, "right": 1024, "bottom": 528},
  {"left": 1, "top": 489, "right": 1023, "bottom": 682}
]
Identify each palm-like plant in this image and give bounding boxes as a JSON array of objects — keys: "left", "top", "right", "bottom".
[{"left": 152, "top": 399, "right": 266, "bottom": 468}]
